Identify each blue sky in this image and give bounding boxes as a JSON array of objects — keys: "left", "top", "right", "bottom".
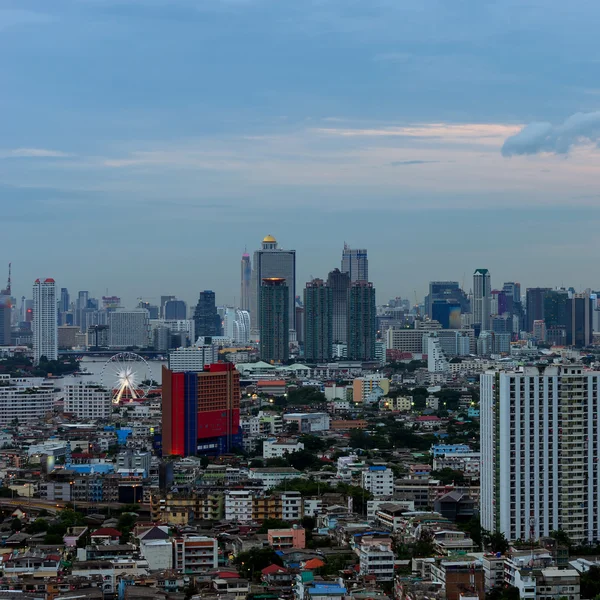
[{"left": 3, "top": 0, "right": 600, "bottom": 308}]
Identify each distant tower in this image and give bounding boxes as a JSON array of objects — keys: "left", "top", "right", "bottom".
[
  {"left": 33, "top": 278, "right": 58, "bottom": 363},
  {"left": 327, "top": 268, "right": 350, "bottom": 344},
  {"left": 250, "top": 235, "right": 296, "bottom": 336},
  {"left": 260, "top": 278, "right": 289, "bottom": 363},
  {"left": 0, "top": 264, "right": 12, "bottom": 346},
  {"left": 304, "top": 279, "right": 333, "bottom": 362},
  {"left": 193, "top": 291, "right": 221, "bottom": 339},
  {"left": 473, "top": 269, "right": 491, "bottom": 332},
  {"left": 341, "top": 244, "right": 368, "bottom": 283},
  {"left": 240, "top": 252, "right": 251, "bottom": 311},
  {"left": 347, "top": 281, "right": 376, "bottom": 361}
]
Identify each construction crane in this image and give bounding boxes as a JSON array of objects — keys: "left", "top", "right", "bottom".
[{"left": 1, "top": 263, "right": 11, "bottom": 296}]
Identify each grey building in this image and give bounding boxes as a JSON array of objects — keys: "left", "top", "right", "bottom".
[
  {"left": 304, "top": 279, "right": 333, "bottom": 362},
  {"left": 347, "top": 281, "right": 376, "bottom": 361},
  {"left": 259, "top": 278, "right": 289, "bottom": 363},
  {"left": 327, "top": 268, "right": 350, "bottom": 344},
  {"left": 341, "top": 244, "right": 368, "bottom": 283}
]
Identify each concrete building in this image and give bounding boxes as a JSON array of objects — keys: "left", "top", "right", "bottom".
[
  {"left": 427, "top": 334, "right": 449, "bottom": 373},
  {"left": 481, "top": 364, "right": 600, "bottom": 544},
  {"left": 282, "top": 412, "right": 330, "bottom": 433},
  {"left": 327, "top": 268, "right": 350, "bottom": 344},
  {"left": 58, "top": 325, "right": 80, "bottom": 349},
  {"left": 240, "top": 252, "right": 252, "bottom": 312},
  {"left": 260, "top": 278, "right": 289, "bottom": 363},
  {"left": 361, "top": 466, "right": 394, "bottom": 497},
  {"left": 250, "top": 235, "right": 296, "bottom": 336},
  {"left": 267, "top": 526, "right": 306, "bottom": 550},
  {"left": 341, "top": 244, "right": 368, "bottom": 283},
  {"left": 225, "top": 490, "right": 254, "bottom": 522},
  {"left": 167, "top": 345, "right": 218, "bottom": 372},
  {"left": 32, "top": 278, "right": 58, "bottom": 362},
  {"left": 263, "top": 439, "right": 304, "bottom": 458},
  {"left": 473, "top": 268, "right": 491, "bottom": 332},
  {"left": 358, "top": 536, "right": 395, "bottom": 581},
  {"left": 353, "top": 375, "right": 390, "bottom": 403},
  {"left": 172, "top": 536, "right": 218, "bottom": 574},
  {"left": 64, "top": 382, "right": 112, "bottom": 420},
  {"left": 108, "top": 309, "right": 149, "bottom": 348},
  {"left": 0, "top": 375, "right": 54, "bottom": 424},
  {"left": 304, "top": 279, "right": 333, "bottom": 362},
  {"left": 347, "top": 281, "right": 376, "bottom": 361},
  {"left": 248, "top": 467, "right": 301, "bottom": 489}
]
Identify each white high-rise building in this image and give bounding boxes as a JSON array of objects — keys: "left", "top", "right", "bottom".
[
  {"left": 427, "top": 334, "right": 448, "bottom": 373},
  {"left": 32, "top": 278, "right": 58, "bottom": 363},
  {"left": 168, "top": 345, "right": 217, "bottom": 372},
  {"left": 481, "top": 364, "right": 600, "bottom": 544},
  {"left": 473, "top": 268, "right": 491, "bottom": 331},
  {"left": 108, "top": 309, "right": 150, "bottom": 348},
  {"left": 64, "top": 382, "right": 112, "bottom": 420},
  {"left": 361, "top": 466, "right": 394, "bottom": 497}
]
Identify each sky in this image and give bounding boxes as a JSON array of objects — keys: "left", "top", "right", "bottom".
[{"left": 3, "top": 0, "right": 600, "bottom": 309}]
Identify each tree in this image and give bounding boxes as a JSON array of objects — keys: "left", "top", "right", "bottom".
[
  {"left": 10, "top": 517, "right": 22, "bottom": 532},
  {"left": 431, "top": 468, "right": 466, "bottom": 485},
  {"left": 257, "top": 519, "right": 291, "bottom": 534},
  {"left": 581, "top": 565, "right": 600, "bottom": 599},
  {"left": 234, "top": 547, "right": 282, "bottom": 581},
  {"left": 484, "top": 531, "right": 510, "bottom": 554},
  {"left": 286, "top": 449, "right": 321, "bottom": 471},
  {"left": 550, "top": 529, "right": 572, "bottom": 547},
  {"left": 486, "top": 585, "right": 520, "bottom": 600},
  {"left": 413, "top": 529, "right": 435, "bottom": 558},
  {"left": 25, "top": 518, "right": 48, "bottom": 534},
  {"left": 301, "top": 516, "right": 316, "bottom": 531}
]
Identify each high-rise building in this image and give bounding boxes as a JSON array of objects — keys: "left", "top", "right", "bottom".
[
  {"left": 168, "top": 346, "right": 218, "bottom": 372},
  {"left": 164, "top": 300, "right": 187, "bottom": 320},
  {"left": 502, "top": 282, "right": 521, "bottom": 303},
  {"left": 544, "top": 289, "right": 569, "bottom": 328},
  {"left": 425, "top": 281, "right": 470, "bottom": 317},
  {"left": 525, "top": 287, "right": 551, "bottom": 332},
  {"left": 162, "top": 363, "right": 241, "bottom": 456},
  {"left": 304, "top": 279, "right": 333, "bottom": 363},
  {"left": 431, "top": 300, "right": 461, "bottom": 329},
  {"left": 0, "top": 295, "right": 11, "bottom": 346},
  {"left": 473, "top": 269, "right": 491, "bottom": 331},
  {"left": 64, "top": 382, "right": 112, "bottom": 420},
  {"left": 240, "top": 252, "right": 251, "bottom": 312},
  {"left": 108, "top": 309, "right": 150, "bottom": 348},
  {"left": 32, "top": 278, "right": 58, "bottom": 363},
  {"left": 259, "top": 278, "right": 289, "bottom": 363},
  {"left": 341, "top": 244, "right": 368, "bottom": 283},
  {"left": 160, "top": 295, "right": 176, "bottom": 318},
  {"left": 347, "top": 281, "right": 376, "bottom": 361},
  {"left": 60, "top": 287, "right": 70, "bottom": 314},
  {"left": 250, "top": 235, "right": 296, "bottom": 335},
  {"left": 567, "top": 293, "right": 593, "bottom": 347},
  {"left": 193, "top": 291, "right": 221, "bottom": 338},
  {"left": 481, "top": 364, "right": 600, "bottom": 544},
  {"left": 327, "top": 268, "right": 350, "bottom": 344}
]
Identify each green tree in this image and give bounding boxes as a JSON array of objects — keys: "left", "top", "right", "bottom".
[
  {"left": 581, "top": 566, "right": 600, "bottom": 599},
  {"left": 257, "top": 518, "right": 291, "bottom": 533},
  {"left": 10, "top": 517, "right": 22, "bottom": 531},
  {"left": 25, "top": 518, "right": 48, "bottom": 534},
  {"left": 234, "top": 547, "right": 282, "bottom": 581},
  {"left": 550, "top": 529, "right": 572, "bottom": 547},
  {"left": 413, "top": 529, "right": 435, "bottom": 558},
  {"left": 301, "top": 516, "right": 316, "bottom": 531},
  {"left": 486, "top": 585, "right": 520, "bottom": 600},
  {"left": 431, "top": 468, "right": 466, "bottom": 485},
  {"left": 484, "top": 531, "right": 510, "bottom": 554}
]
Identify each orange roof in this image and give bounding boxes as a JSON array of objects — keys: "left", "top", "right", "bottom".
[
  {"left": 303, "top": 558, "right": 325, "bottom": 569},
  {"left": 257, "top": 380, "right": 286, "bottom": 386}
]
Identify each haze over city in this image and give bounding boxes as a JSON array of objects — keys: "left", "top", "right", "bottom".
[{"left": 3, "top": 0, "right": 600, "bottom": 305}]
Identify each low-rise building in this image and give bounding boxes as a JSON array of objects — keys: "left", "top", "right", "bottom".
[
  {"left": 64, "top": 383, "right": 112, "bottom": 420},
  {"left": 248, "top": 467, "right": 302, "bottom": 490},
  {"left": 267, "top": 526, "right": 305, "bottom": 550},
  {"left": 361, "top": 466, "right": 394, "bottom": 498},
  {"left": 282, "top": 412, "right": 330, "bottom": 433},
  {"left": 263, "top": 438, "right": 304, "bottom": 458},
  {"left": 358, "top": 536, "right": 395, "bottom": 581},
  {"left": 172, "top": 536, "right": 218, "bottom": 574}
]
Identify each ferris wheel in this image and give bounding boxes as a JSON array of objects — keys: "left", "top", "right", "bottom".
[{"left": 101, "top": 352, "right": 153, "bottom": 404}]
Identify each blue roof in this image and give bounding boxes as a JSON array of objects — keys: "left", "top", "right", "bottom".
[
  {"left": 309, "top": 584, "right": 346, "bottom": 595},
  {"left": 368, "top": 465, "right": 386, "bottom": 471}
]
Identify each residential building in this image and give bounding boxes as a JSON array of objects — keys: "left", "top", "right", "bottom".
[
  {"left": 567, "top": 293, "right": 593, "bottom": 347},
  {"left": 327, "top": 268, "right": 350, "bottom": 344},
  {"left": 173, "top": 536, "right": 218, "bottom": 574},
  {"left": 473, "top": 269, "right": 491, "bottom": 331},
  {"left": 430, "top": 557, "right": 484, "bottom": 600},
  {"left": 0, "top": 376, "right": 54, "bottom": 424},
  {"left": 481, "top": 364, "right": 600, "bottom": 543},
  {"left": 162, "top": 363, "right": 241, "bottom": 456},
  {"left": 193, "top": 291, "right": 221, "bottom": 338},
  {"left": 283, "top": 412, "right": 330, "bottom": 433},
  {"left": 358, "top": 536, "right": 395, "bottom": 581},
  {"left": 241, "top": 252, "right": 252, "bottom": 312},
  {"left": 263, "top": 438, "right": 304, "bottom": 458},
  {"left": 260, "top": 277, "right": 289, "bottom": 362},
  {"left": 427, "top": 334, "right": 449, "bottom": 373},
  {"left": 268, "top": 526, "right": 306, "bottom": 550},
  {"left": 167, "top": 345, "right": 218, "bottom": 372},
  {"left": 353, "top": 375, "right": 390, "bottom": 403},
  {"left": 32, "top": 278, "right": 58, "bottom": 362},
  {"left": 361, "top": 466, "right": 394, "bottom": 497},
  {"left": 341, "top": 244, "right": 368, "bottom": 283},
  {"left": 248, "top": 467, "right": 301, "bottom": 489},
  {"left": 58, "top": 325, "right": 80, "bottom": 349},
  {"left": 64, "top": 383, "right": 112, "bottom": 420},
  {"left": 304, "top": 279, "right": 333, "bottom": 362},
  {"left": 108, "top": 309, "right": 149, "bottom": 348},
  {"left": 347, "top": 281, "right": 376, "bottom": 361},
  {"left": 250, "top": 235, "right": 296, "bottom": 335},
  {"left": 225, "top": 490, "right": 254, "bottom": 522}
]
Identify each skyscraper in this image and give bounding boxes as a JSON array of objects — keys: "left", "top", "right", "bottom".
[
  {"left": 431, "top": 300, "right": 461, "bottom": 329},
  {"left": 60, "top": 287, "right": 70, "bottom": 313},
  {"left": 240, "top": 252, "right": 251, "bottom": 312},
  {"left": 473, "top": 269, "right": 491, "bottom": 331},
  {"left": 341, "top": 244, "right": 368, "bottom": 283},
  {"left": 259, "top": 278, "right": 289, "bottom": 363},
  {"left": 481, "top": 364, "right": 600, "bottom": 544},
  {"left": 567, "top": 293, "right": 593, "bottom": 347},
  {"left": 544, "top": 289, "right": 569, "bottom": 327},
  {"left": 162, "top": 363, "right": 241, "bottom": 456},
  {"left": 250, "top": 235, "right": 296, "bottom": 335},
  {"left": 108, "top": 309, "right": 150, "bottom": 348},
  {"left": 304, "top": 279, "right": 333, "bottom": 362},
  {"left": 0, "top": 300, "right": 10, "bottom": 346},
  {"left": 347, "top": 281, "right": 376, "bottom": 361},
  {"left": 525, "top": 287, "right": 551, "bottom": 332},
  {"left": 193, "top": 291, "right": 221, "bottom": 338},
  {"left": 164, "top": 299, "right": 187, "bottom": 320},
  {"left": 327, "top": 268, "right": 350, "bottom": 344},
  {"left": 425, "top": 281, "right": 470, "bottom": 317},
  {"left": 32, "top": 278, "right": 58, "bottom": 363}
]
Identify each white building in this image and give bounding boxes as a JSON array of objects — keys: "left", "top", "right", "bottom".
[
  {"left": 224, "top": 308, "right": 251, "bottom": 344},
  {"left": 263, "top": 438, "right": 304, "bottom": 458},
  {"left": 358, "top": 536, "right": 395, "bottom": 581},
  {"left": 168, "top": 345, "right": 217, "bottom": 372},
  {"left": 225, "top": 490, "right": 254, "bottom": 522},
  {"left": 427, "top": 334, "right": 448, "bottom": 373},
  {"left": 481, "top": 364, "right": 600, "bottom": 544},
  {"left": 173, "top": 536, "right": 218, "bottom": 573},
  {"left": 248, "top": 467, "right": 302, "bottom": 489},
  {"left": 282, "top": 412, "right": 330, "bottom": 433},
  {"left": 280, "top": 491, "right": 303, "bottom": 521},
  {"left": 64, "top": 382, "right": 112, "bottom": 420},
  {"left": 0, "top": 376, "right": 54, "bottom": 424},
  {"left": 361, "top": 466, "right": 394, "bottom": 498},
  {"left": 32, "top": 278, "right": 58, "bottom": 362},
  {"left": 108, "top": 309, "right": 150, "bottom": 348}
]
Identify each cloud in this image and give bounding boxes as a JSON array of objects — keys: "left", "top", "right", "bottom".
[
  {"left": 3, "top": 148, "right": 71, "bottom": 158},
  {"left": 390, "top": 160, "right": 439, "bottom": 166},
  {"left": 501, "top": 111, "right": 600, "bottom": 156}
]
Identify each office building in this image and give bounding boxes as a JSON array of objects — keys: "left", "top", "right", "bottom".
[
  {"left": 164, "top": 300, "right": 187, "bottom": 320},
  {"left": 58, "top": 325, "right": 80, "bottom": 349},
  {"left": 426, "top": 281, "right": 470, "bottom": 317},
  {"left": 160, "top": 295, "right": 176, "bottom": 318},
  {"left": 108, "top": 309, "right": 150, "bottom": 348},
  {"left": 193, "top": 291, "right": 221, "bottom": 337},
  {"left": 223, "top": 307, "right": 250, "bottom": 344},
  {"left": 250, "top": 235, "right": 296, "bottom": 335},
  {"left": 347, "top": 281, "right": 376, "bottom": 361},
  {"left": 532, "top": 320, "right": 546, "bottom": 342},
  {"left": 64, "top": 382, "right": 112, "bottom": 420},
  {"left": 526, "top": 287, "right": 551, "bottom": 332},
  {"left": 162, "top": 363, "right": 241, "bottom": 456},
  {"left": 473, "top": 269, "right": 491, "bottom": 331},
  {"left": 481, "top": 364, "right": 600, "bottom": 544},
  {"left": 32, "top": 278, "right": 58, "bottom": 363},
  {"left": 327, "top": 268, "right": 350, "bottom": 344},
  {"left": 341, "top": 244, "right": 368, "bottom": 283},
  {"left": 0, "top": 298, "right": 10, "bottom": 346},
  {"left": 168, "top": 345, "right": 218, "bottom": 372},
  {"left": 567, "top": 293, "right": 593, "bottom": 347},
  {"left": 544, "top": 289, "right": 569, "bottom": 328},
  {"left": 260, "top": 278, "right": 289, "bottom": 363},
  {"left": 240, "top": 252, "right": 251, "bottom": 311},
  {"left": 304, "top": 279, "right": 333, "bottom": 362},
  {"left": 431, "top": 299, "right": 461, "bottom": 329}
]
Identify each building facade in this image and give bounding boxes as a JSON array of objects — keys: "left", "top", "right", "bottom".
[
  {"left": 108, "top": 309, "right": 150, "bottom": 348},
  {"left": 341, "top": 244, "right": 368, "bottom": 282},
  {"left": 304, "top": 279, "right": 333, "bottom": 362},
  {"left": 32, "top": 278, "right": 58, "bottom": 362},
  {"left": 347, "top": 281, "right": 376, "bottom": 361},
  {"left": 193, "top": 291, "right": 221, "bottom": 338},
  {"left": 241, "top": 252, "right": 251, "bottom": 312},
  {"left": 473, "top": 269, "right": 491, "bottom": 332},
  {"left": 327, "top": 268, "right": 350, "bottom": 344},
  {"left": 64, "top": 382, "right": 112, "bottom": 419},
  {"left": 259, "top": 278, "right": 289, "bottom": 363},
  {"left": 168, "top": 345, "right": 218, "bottom": 372}
]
